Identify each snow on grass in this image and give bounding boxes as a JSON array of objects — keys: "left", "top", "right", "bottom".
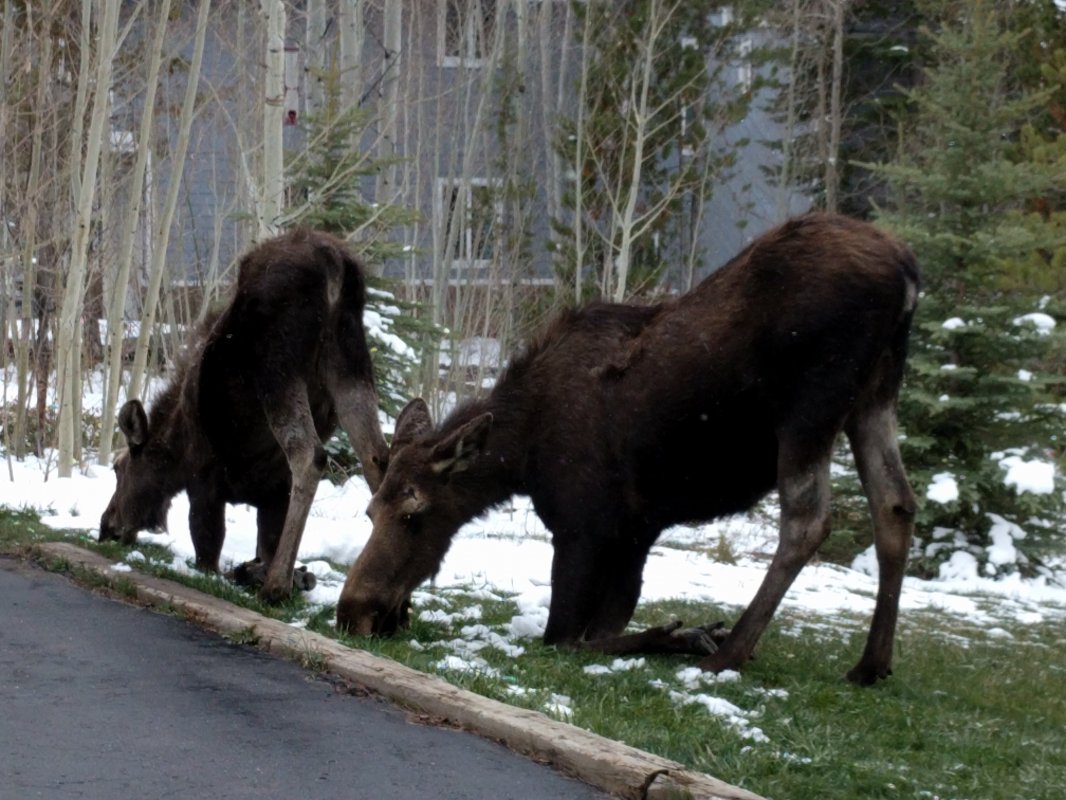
[
  {"left": 4, "top": 449, "right": 1066, "bottom": 747},
  {"left": 8, "top": 451, "right": 1065, "bottom": 636}
]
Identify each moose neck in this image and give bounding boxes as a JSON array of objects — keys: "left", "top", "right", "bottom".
[
  {"left": 145, "top": 382, "right": 194, "bottom": 498},
  {"left": 439, "top": 396, "right": 529, "bottom": 522}
]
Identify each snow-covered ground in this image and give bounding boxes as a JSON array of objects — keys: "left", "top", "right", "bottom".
[{"left": 6, "top": 450, "right": 1065, "bottom": 637}]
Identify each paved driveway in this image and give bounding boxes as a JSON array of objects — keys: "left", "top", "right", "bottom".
[{"left": 0, "top": 558, "right": 610, "bottom": 799}]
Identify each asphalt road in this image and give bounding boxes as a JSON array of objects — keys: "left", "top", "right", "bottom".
[{"left": 0, "top": 557, "right": 610, "bottom": 799}]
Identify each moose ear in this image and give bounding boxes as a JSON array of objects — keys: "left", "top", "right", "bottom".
[
  {"left": 430, "top": 412, "right": 493, "bottom": 477},
  {"left": 392, "top": 398, "right": 433, "bottom": 452},
  {"left": 118, "top": 400, "right": 149, "bottom": 448}
]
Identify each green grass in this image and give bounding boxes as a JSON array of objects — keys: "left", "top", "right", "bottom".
[
  {"left": 312, "top": 586, "right": 1066, "bottom": 800},
  {"left": 4, "top": 505, "right": 1065, "bottom": 800},
  {"left": 0, "top": 506, "right": 311, "bottom": 623}
]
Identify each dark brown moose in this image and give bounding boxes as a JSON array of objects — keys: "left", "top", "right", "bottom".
[
  {"left": 339, "top": 213, "right": 919, "bottom": 684},
  {"left": 100, "top": 229, "right": 390, "bottom": 603}
]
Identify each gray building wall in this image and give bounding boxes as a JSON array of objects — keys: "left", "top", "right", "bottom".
[{"left": 154, "top": 1, "right": 807, "bottom": 305}]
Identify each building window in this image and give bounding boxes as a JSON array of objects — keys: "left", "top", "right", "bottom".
[
  {"left": 438, "top": 178, "right": 500, "bottom": 272},
  {"left": 440, "top": 0, "right": 496, "bottom": 67}
]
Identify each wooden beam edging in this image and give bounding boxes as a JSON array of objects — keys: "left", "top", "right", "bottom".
[{"left": 32, "top": 542, "right": 765, "bottom": 800}]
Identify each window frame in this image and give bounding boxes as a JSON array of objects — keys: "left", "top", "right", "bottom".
[
  {"left": 436, "top": 176, "right": 503, "bottom": 273},
  {"left": 439, "top": 0, "right": 497, "bottom": 68}
]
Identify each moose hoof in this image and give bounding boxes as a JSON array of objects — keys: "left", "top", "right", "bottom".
[
  {"left": 670, "top": 621, "right": 729, "bottom": 656},
  {"left": 257, "top": 578, "right": 292, "bottom": 605},
  {"left": 846, "top": 661, "right": 892, "bottom": 686},
  {"left": 293, "top": 565, "right": 317, "bottom": 593},
  {"left": 230, "top": 558, "right": 268, "bottom": 588},
  {"left": 697, "top": 640, "right": 749, "bottom": 674}
]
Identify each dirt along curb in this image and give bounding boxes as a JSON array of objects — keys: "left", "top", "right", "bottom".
[{"left": 30, "top": 541, "right": 765, "bottom": 800}]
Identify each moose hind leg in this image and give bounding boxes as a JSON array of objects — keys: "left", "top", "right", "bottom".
[
  {"left": 700, "top": 435, "right": 833, "bottom": 673},
  {"left": 844, "top": 404, "right": 916, "bottom": 685},
  {"left": 258, "top": 381, "right": 327, "bottom": 603}
]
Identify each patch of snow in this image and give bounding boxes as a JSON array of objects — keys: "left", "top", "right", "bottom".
[
  {"left": 999, "top": 456, "right": 1055, "bottom": 495},
  {"left": 1013, "top": 312, "right": 1056, "bottom": 335},
  {"left": 926, "top": 473, "right": 959, "bottom": 504}
]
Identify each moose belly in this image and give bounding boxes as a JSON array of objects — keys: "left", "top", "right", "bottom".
[{"left": 635, "top": 414, "right": 779, "bottom": 527}]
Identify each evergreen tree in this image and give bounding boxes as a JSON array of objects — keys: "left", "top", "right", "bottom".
[
  {"left": 285, "top": 68, "right": 444, "bottom": 473},
  {"left": 869, "top": 3, "right": 1066, "bottom": 578}
]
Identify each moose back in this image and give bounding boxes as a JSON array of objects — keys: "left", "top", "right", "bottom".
[
  {"left": 340, "top": 213, "right": 920, "bottom": 684},
  {"left": 100, "top": 229, "right": 389, "bottom": 602}
]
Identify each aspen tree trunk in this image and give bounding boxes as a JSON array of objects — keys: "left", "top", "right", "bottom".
[
  {"left": 777, "top": 0, "right": 804, "bottom": 219},
  {"left": 610, "top": 0, "right": 668, "bottom": 303},
  {"left": 98, "top": 0, "right": 172, "bottom": 465},
  {"left": 57, "top": 0, "right": 120, "bottom": 477},
  {"left": 0, "top": 0, "right": 13, "bottom": 470},
  {"left": 259, "top": 0, "right": 285, "bottom": 239},
  {"left": 824, "top": 0, "right": 846, "bottom": 213},
  {"left": 374, "top": 0, "right": 402, "bottom": 279},
  {"left": 0, "top": 0, "right": 11, "bottom": 356},
  {"left": 305, "top": 0, "right": 327, "bottom": 118},
  {"left": 15, "top": 24, "right": 53, "bottom": 459},
  {"left": 67, "top": 0, "right": 94, "bottom": 207},
  {"left": 571, "top": 3, "right": 593, "bottom": 304},
  {"left": 235, "top": 4, "right": 259, "bottom": 250},
  {"left": 126, "top": 0, "right": 211, "bottom": 404},
  {"left": 338, "top": 0, "right": 363, "bottom": 116},
  {"left": 537, "top": 0, "right": 571, "bottom": 300}
]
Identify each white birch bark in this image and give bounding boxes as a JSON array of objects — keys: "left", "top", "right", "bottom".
[
  {"left": 338, "top": 0, "right": 364, "bottom": 124},
  {"left": 825, "top": 0, "right": 847, "bottom": 213},
  {"left": 305, "top": 0, "right": 327, "bottom": 118},
  {"left": 375, "top": 0, "right": 402, "bottom": 261},
  {"left": 13, "top": 11, "right": 56, "bottom": 460},
  {"left": 259, "top": 0, "right": 285, "bottom": 239},
  {"left": 609, "top": 0, "right": 671, "bottom": 303},
  {"left": 777, "top": 0, "right": 804, "bottom": 219},
  {"left": 570, "top": 3, "right": 593, "bottom": 304},
  {"left": 98, "top": 0, "right": 173, "bottom": 465},
  {"left": 56, "top": 0, "right": 121, "bottom": 477},
  {"left": 126, "top": 0, "right": 211, "bottom": 404}
]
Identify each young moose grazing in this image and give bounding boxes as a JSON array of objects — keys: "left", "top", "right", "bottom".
[
  {"left": 100, "top": 229, "right": 390, "bottom": 603},
  {"left": 339, "top": 213, "right": 919, "bottom": 684}
]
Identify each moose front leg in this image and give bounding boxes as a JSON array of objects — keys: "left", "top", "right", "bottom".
[
  {"left": 230, "top": 499, "right": 316, "bottom": 593},
  {"left": 546, "top": 532, "right": 726, "bottom": 658},
  {"left": 257, "top": 382, "right": 327, "bottom": 603},
  {"left": 187, "top": 485, "right": 226, "bottom": 574}
]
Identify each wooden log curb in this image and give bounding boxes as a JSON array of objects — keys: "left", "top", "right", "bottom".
[{"left": 31, "top": 541, "right": 765, "bottom": 800}]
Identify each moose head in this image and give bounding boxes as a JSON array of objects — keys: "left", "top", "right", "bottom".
[
  {"left": 99, "top": 399, "right": 176, "bottom": 545},
  {"left": 336, "top": 398, "right": 494, "bottom": 635}
]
